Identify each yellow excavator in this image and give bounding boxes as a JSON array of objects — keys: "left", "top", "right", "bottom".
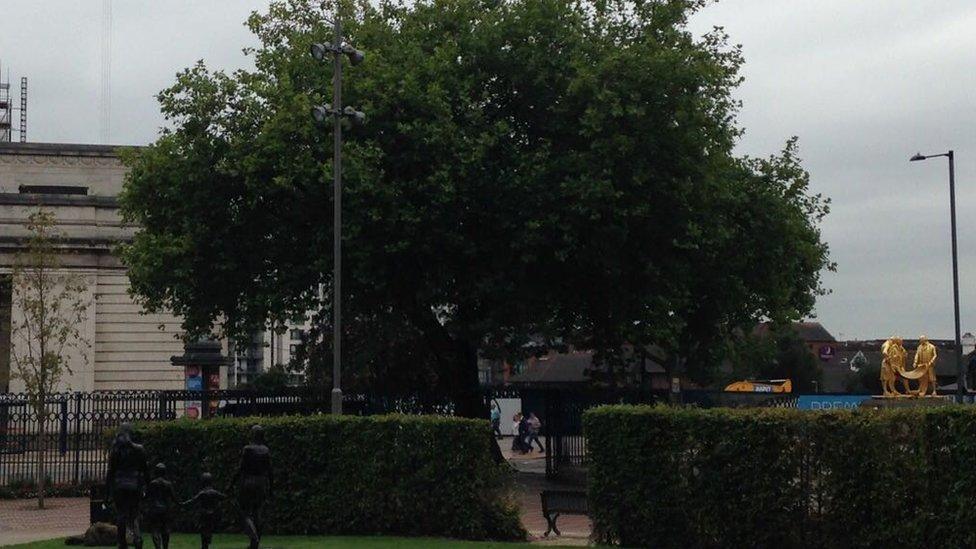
[{"left": 724, "top": 379, "right": 793, "bottom": 394}]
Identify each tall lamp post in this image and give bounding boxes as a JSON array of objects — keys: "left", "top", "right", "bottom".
[
  {"left": 910, "top": 150, "right": 964, "bottom": 400},
  {"left": 311, "top": 7, "right": 365, "bottom": 415}
]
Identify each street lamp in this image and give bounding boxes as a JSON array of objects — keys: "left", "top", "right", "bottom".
[
  {"left": 311, "top": 6, "right": 366, "bottom": 415},
  {"left": 910, "top": 150, "right": 964, "bottom": 399}
]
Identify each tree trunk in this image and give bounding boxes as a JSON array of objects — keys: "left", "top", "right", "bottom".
[
  {"left": 36, "top": 411, "right": 46, "bottom": 509},
  {"left": 453, "top": 338, "right": 484, "bottom": 419},
  {"left": 454, "top": 338, "right": 505, "bottom": 464}
]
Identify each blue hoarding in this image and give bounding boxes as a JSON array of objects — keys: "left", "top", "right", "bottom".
[{"left": 796, "top": 395, "right": 871, "bottom": 410}]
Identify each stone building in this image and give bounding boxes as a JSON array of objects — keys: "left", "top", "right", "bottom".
[{"left": 0, "top": 142, "right": 186, "bottom": 392}]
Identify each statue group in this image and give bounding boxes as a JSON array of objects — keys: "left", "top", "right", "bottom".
[
  {"left": 880, "top": 336, "right": 939, "bottom": 397},
  {"left": 105, "top": 423, "right": 273, "bottom": 549}
]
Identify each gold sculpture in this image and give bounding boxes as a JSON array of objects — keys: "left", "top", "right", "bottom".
[
  {"left": 880, "top": 337, "right": 908, "bottom": 396},
  {"left": 880, "top": 336, "right": 939, "bottom": 397}
]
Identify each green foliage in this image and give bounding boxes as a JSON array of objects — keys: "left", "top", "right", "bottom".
[
  {"left": 9, "top": 533, "right": 546, "bottom": 549},
  {"left": 10, "top": 209, "right": 90, "bottom": 403},
  {"left": 119, "top": 0, "right": 832, "bottom": 407},
  {"left": 9, "top": 208, "right": 90, "bottom": 509},
  {"left": 844, "top": 359, "right": 882, "bottom": 394},
  {"left": 585, "top": 405, "right": 976, "bottom": 548},
  {"left": 243, "top": 365, "right": 291, "bottom": 390},
  {"left": 135, "top": 415, "right": 524, "bottom": 540},
  {"left": 727, "top": 323, "right": 824, "bottom": 392},
  {"left": 0, "top": 476, "right": 86, "bottom": 500}
]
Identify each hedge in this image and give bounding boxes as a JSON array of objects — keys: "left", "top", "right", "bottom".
[
  {"left": 132, "top": 414, "right": 524, "bottom": 541},
  {"left": 584, "top": 405, "right": 976, "bottom": 548}
]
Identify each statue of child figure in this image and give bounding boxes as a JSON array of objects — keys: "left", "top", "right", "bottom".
[
  {"left": 180, "top": 472, "right": 227, "bottom": 549},
  {"left": 143, "top": 463, "right": 176, "bottom": 549}
]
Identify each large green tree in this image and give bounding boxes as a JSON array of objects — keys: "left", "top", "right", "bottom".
[
  {"left": 727, "top": 323, "right": 824, "bottom": 393},
  {"left": 119, "top": 0, "right": 831, "bottom": 416}
]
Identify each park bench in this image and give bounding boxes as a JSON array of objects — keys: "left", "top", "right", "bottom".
[{"left": 540, "top": 489, "right": 588, "bottom": 537}]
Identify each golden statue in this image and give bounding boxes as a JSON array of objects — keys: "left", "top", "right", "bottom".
[
  {"left": 880, "top": 335, "right": 939, "bottom": 397},
  {"left": 880, "top": 337, "right": 908, "bottom": 396},
  {"left": 910, "top": 335, "right": 938, "bottom": 396}
]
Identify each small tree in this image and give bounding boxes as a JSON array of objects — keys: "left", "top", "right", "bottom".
[{"left": 9, "top": 208, "right": 89, "bottom": 509}]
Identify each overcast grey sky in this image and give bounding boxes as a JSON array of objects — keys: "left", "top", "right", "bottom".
[{"left": 1, "top": 0, "right": 973, "bottom": 341}]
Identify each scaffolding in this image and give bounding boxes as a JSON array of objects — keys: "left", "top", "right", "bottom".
[
  {"left": 19, "top": 77, "right": 26, "bottom": 142},
  {"left": 0, "top": 71, "right": 11, "bottom": 143},
  {"left": 0, "top": 65, "right": 26, "bottom": 143}
]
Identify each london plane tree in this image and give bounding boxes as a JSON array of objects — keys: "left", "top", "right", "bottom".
[{"left": 119, "top": 0, "right": 831, "bottom": 417}]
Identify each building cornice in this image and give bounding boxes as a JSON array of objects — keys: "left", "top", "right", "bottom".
[
  {"left": 0, "top": 193, "right": 119, "bottom": 208},
  {"left": 0, "top": 142, "right": 141, "bottom": 167}
]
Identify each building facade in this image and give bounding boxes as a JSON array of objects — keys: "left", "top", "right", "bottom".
[{"left": 0, "top": 142, "right": 188, "bottom": 392}]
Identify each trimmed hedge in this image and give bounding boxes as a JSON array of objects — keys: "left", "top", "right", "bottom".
[
  {"left": 134, "top": 415, "right": 524, "bottom": 541},
  {"left": 585, "top": 405, "right": 976, "bottom": 548}
]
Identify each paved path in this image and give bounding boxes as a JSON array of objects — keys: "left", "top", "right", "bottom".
[
  {"left": 0, "top": 497, "right": 88, "bottom": 547},
  {"left": 515, "top": 472, "right": 591, "bottom": 545}
]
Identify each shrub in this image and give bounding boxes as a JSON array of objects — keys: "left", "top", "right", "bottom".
[
  {"left": 134, "top": 414, "right": 524, "bottom": 540},
  {"left": 0, "top": 475, "right": 87, "bottom": 499},
  {"left": 584, "top": 405, "right": 976, "bottom": 548}
]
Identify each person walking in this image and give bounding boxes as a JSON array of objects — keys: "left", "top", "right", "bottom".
[
  {"left": 527, "top": 412, "right": 545, "bottom": 453},
  {"left": 516, "top": 412, "right": 531, "bottom": 454},
  {"left": 511, "top": 412, "right": 526, "bottom": 453},
  {"left": 490, "top": 401, "right": 502, "bottom": 439}
]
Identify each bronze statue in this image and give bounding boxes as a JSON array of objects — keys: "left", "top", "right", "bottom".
[
  {"left": 143, "top": 463, "right": 176, "bottom": 549},
  {"left": 181, "top": 472, "right": 227, "bottom": 549},
  {"left": 231, "top": 425, "right": 274, "bottom": 549},
  {"left": 106, "top": 423, "right": 149, "bottom": 549}
]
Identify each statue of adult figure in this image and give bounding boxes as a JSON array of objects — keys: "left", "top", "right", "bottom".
[
  {"left": 231, "top": 425, "right": 273, "bottom": 549},
  {"left": 914, "top": 335, "right": 939, "bottom": 396},
  {"left": 106, "top": 422, "right": 149, "bottom": 549},
  {"left": 881, "top": 336, "right": 909, "bottom": 396}
]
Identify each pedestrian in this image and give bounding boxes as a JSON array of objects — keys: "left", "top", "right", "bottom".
[
  {"left": 527, "top": 412, "right": 545, "bottom": 453},
  {"left": 517, "top": 412, "right": 531, "bottom": 454},
  {"left": 511, "top": 412, "right": 525, "bottom": 453},
  {"left": 490, "top": 401, "right": 502, "bottom": 438}
]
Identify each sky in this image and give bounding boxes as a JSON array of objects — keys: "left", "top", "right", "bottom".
[{"left": 0, "top": 0, "right": 973, "bottom": 341}]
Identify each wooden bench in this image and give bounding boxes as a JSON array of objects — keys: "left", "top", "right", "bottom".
[{"left": 540, "top": 489, "right": 588, "bottom": 537}]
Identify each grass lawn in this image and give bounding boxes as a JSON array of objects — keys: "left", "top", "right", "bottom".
[{"left": 5, "top": 533, "right": 577, "bottom": 548}]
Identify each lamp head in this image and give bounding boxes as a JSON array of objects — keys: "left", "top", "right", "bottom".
[
  {"left": 910, "top": 153, "right": 926, "bottom": 162},
  {"left": 311, "top": 104, "right": 332, "bottom": 124},
  {"left": 310, "top": 43, "right": 330, "bottom": 61},
  {"left": 343, "top": 106, "right": 366, "bottom": 126},
  {"left": 347, "top": 48, "right": 365, "bottom": 66}
]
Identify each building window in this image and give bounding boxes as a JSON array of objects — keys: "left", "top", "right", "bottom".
[
  {"left": 18, "top": 185, "right": 88, "bottom": 195},
  {"left": 290, "top": 329, "right": 304, "bottom": 341},
  {"left": 289, "top": 344, "right": 298, "bottom": 355}
]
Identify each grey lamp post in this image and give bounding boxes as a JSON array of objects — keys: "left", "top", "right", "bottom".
[
  {"left": 910, "top": 150, "right": 964, "bottom": 400},
  {"left": 311, "top": 7, "right": 365, "bottom": 415}
]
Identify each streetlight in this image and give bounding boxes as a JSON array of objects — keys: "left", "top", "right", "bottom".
[
  {"left": 910, "top": 150, "right": 964, "bottom": 399},
  {"left": 311, "top": 5, "right": 366, "bottom": 415}
]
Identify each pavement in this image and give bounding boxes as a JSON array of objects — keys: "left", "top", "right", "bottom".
[
  {"left": 500, "top": 436, "right": 592, "bottom": 545},
  {"left": 0, "top": 497, "right": 88, "bottom": 546}
]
